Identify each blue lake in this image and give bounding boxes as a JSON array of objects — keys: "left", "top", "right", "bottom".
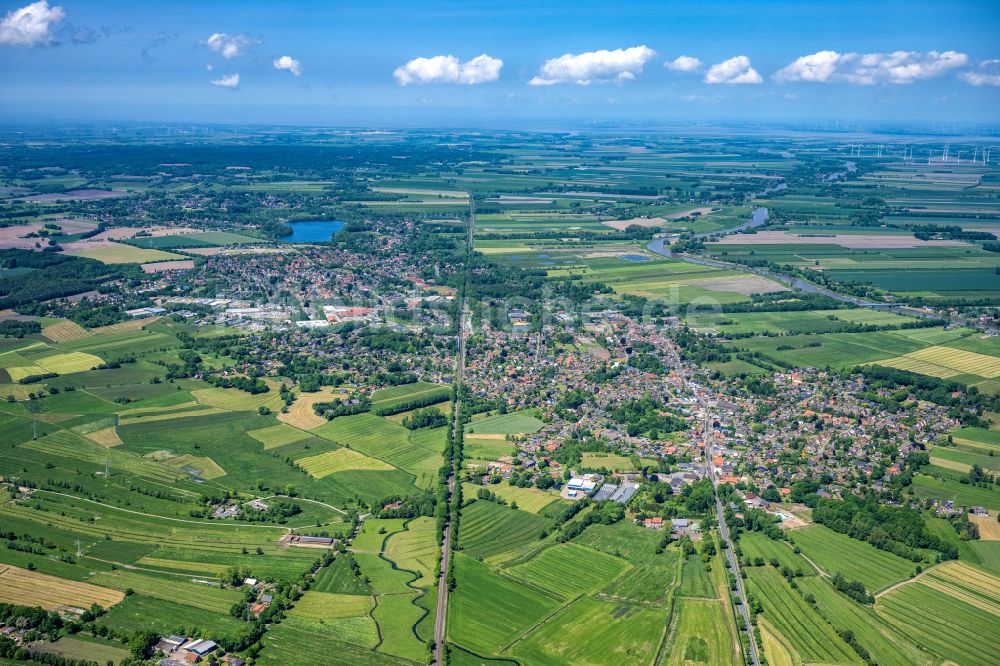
[
  {"left": 619, "top": 254, "right": 651, "bottom": 262},
  {"left": 286, "top": 220, "right": 345, "bottom": 243}
]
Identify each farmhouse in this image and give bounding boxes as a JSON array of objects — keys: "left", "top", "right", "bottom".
[
  {"left": 155, "top": 635, "right": 186, "bottom": 654},
  {"left": 184, "top": 639, "right": 217, "bottom": 656}
]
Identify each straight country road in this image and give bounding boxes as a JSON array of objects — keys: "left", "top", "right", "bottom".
[
  {"left": 666, "top": 342, "right": 760, "bottom": 666},
  {"left": 434, "top": 195, "right": 474, "bottom": 665}
]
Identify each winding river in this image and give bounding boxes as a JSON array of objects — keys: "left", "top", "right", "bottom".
[{"left": 645, "top": 204, "right": 945, "bottom": 321}]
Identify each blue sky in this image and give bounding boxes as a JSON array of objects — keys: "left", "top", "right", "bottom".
[{"left": 1, "top": 0, "right": 998, "bottom": 126}]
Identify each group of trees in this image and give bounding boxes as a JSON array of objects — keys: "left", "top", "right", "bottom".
[
  {"left": 858, "top": 364, "right": 999, "bottom": 427},
  {"left": 312, "top": 395, "right": 371, "bottom": 420},
  {"left": 401, "top": 406, "right": 448, "bottom": 430},
  {"left": 609, "top": 396, "right": 685, "bottom": 438},
  {"left": 205, "top": 374, "right": 269, "bottom": 394},
  {"left": 830, "top": 572, "right": 875, "bottom": 605},
  {"left": 373, "top": 390, "right": 451, "bottom": 417},
  {"left": 239, "top": 500, "right": 302, "bottom": 523},
  {"left": 373, "top": 492, "right": 436, "bottom": 519},
  {"left": 0, "top": 249, "right": 142, "bottom": 310},
  {"left": 0, "top": 320, "right": 40, "bottom": 338},
  {"left": 812, "top": 493, "right": 957, "bottom": 561}
]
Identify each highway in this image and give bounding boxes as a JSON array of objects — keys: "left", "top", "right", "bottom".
[{"left": 433, "top": 195, "right": 474, "bottom": 665}]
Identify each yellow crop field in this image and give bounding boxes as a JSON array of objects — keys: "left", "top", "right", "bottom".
[
  {"left": 973, "top": 513, "right": 1000, "bottom": 541},
  {"left": 930, "top": 456, "right": 970, "bottom": 472},
  {"left": 0, "top": 565, "right": 124, "bottom": 610},
  {"left": 906, "top": 346, "right": 1000, "bottom": 378},
  {"left": 875, "top": 355, "right": 959, "bottom": 379},
  {"left": 75, "top": 243, "right": 185, "bottom": 265},
  {"left": 164, "top": 455, "right": 226, "bottom": 479},
  {"left": 0, "top": 383, "right": 45, "bottom": 400},
  {"left": 922, "top": 561, "right": 1000, "bottom": 612},
  {"left": 84, "top": 427, "right": 123, "bottom": 447},
  {"left": 759, "top": 618, "right": 797, "bottom": 666},
  {"left": 278, "top": 386, "right": 351, "bottom": 430},
  {"left": 297, "top": 447, "right": 394, "bottom": 478},
  {"left": 6, "top": 364, "right": 47, "bottom": 381},
  {"left": 40, "top": 320, "right": 91, "bottom": 342},
  {"left": 35, "top": 351, "right": 103, "bottom": 374},
  {"left": 248, "top": 423, "right": 311, "bottom": 450},
  {"left": 289, "top": 592, "right": 374, "bottom": 620}
]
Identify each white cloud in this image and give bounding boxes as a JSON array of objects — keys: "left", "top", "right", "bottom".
[
  {"left": 844, "top": 50, "right": 967, "bottom": 84},
  {"left": 205, "top": 32, "right": 254, "bottom": 59},
  {"left": 528, "top": 45, "right": 656, "bottom": 86},
  {"left": 393, "top": 54, "right": 502, "bottom": 85},
  {"left": 773, "top": 50, "right": 849, "bottom": 82},
  {"left": 664, "top": 55, "right": 702, "bottom": 72},
  {"left": 959, "top": 59, "right": 1000, "bottom": 87},
  {"left": 0, "top": 0, "right": 64, "bottom": 47},
  {"left": 211, "top": 73, "right": 240, "bottom": 89},
  {"left": 273, "top": 55, "right": 302, "bottom": 76},
  {"left": 774, "top": 49, "right": 968, "bottom": 85},
  {"left": 704, "top": 55, "right": 762, "bottom": 84}
]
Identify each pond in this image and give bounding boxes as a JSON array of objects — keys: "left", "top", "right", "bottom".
[
  {"left": 286, "top": 220, "right": 345, "bottom": 243},
  {"left": 618, "top": 254, "right": 651, "bottom": 262}
]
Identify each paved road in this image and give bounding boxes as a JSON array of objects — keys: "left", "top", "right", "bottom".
[
  {"left": 665, "top": 344, "right": 760, "bottom": 666},
  {"left": 433, "top": 196, "right": 475, "bottom": 665}
]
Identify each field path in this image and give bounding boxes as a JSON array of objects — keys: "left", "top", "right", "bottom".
[
  {"left": 874, "top": 567, "right": 931, "bottom": 599},
  {"left": 794, "top": 548, "right": 829, "bottom": 578}
]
